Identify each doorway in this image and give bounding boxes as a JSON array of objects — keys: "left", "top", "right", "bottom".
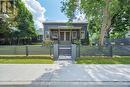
[{"left": 60, "top": 31, "right": 71, "bottom": 41}]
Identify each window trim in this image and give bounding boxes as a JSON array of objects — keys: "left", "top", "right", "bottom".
[
  {"left": 81, "top": 31, "right": 85, "bottom": 39},
  {"left": 72, "top": 31, "right": 77, "bottom": 39},
  {"left": 52, "top": 31, "right": 58, "bottom": 39}
]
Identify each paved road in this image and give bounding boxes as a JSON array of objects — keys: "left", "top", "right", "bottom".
[{"left": 0, "top": 62, "right": 130, "bottom": 87}]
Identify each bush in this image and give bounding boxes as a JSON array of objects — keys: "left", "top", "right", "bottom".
[{"left": 43, "top": 40, "right": 54, "bottom": 47}]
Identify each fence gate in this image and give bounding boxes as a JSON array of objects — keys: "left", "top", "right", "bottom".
[
  {"left": 53, "top": 44, "right": 77, "bottom": 60},
  {"left": 58, "top": 45, "right": 72, "bottom": 60}
]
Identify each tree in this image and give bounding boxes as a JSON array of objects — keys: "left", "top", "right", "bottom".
[
  {"left": 0, "top": 18, "right": 11, "bottom": 41},
  {"left": 110, "top": 0, "right": 130, "bottom": 38},
  {"left": 15, "top": 0, "right": 36, "bottom": 41},
  {"left": 0, "top": 0, "right": 16, "bottom": 44},
  {"left": 0, "top": 0, "right": 36, "bottom": 45},
  {"left": 61, "top": 0, "right": 130, "bottom": 46}
]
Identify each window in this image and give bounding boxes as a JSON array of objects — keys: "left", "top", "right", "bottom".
[
  {"left": 81, "top": 31, "right": 85, "bottom": 39},
  {"left": 52, "top": 31, "right": 58, "bottom": 39},
  {"left": 45, "top": 31, "right": 50, "bottom": 39},
  {"left": 72, "top": 31, "right": 77, "bottom": 39}
]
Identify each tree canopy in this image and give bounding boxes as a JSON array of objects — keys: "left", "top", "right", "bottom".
[
  {"left": 61, "top": 0, "right": 130, "bottom": 46},
  {"left": 15, "top": 0, "right": 36, "bottom": 38},
  {"left": 0, "top": 0, "right": 36, "bottom": 44}
]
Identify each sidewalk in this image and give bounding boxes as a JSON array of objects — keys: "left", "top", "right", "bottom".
[{"left": 0, "top": 64, "right": 130, "bottom": 87}]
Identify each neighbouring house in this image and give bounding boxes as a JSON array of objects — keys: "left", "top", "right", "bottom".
[
  {"left": 43, "top": 21, "right": 88, "bottom": 45},
  {"left": 36, "top": 28, "right": 44, "bottom": 41},
  {"left": 109, "top": 31, "right": 130, "bottom": 45},
  {"left": 126, "top": 31, "right": 130, "bottom": 38},
  {"left": 31, "top": 28, "right": 44, "bottom": 43}
]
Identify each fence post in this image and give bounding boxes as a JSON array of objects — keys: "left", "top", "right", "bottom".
[
  {"left": 79, "top": 45, "right": 80, "bottom": 57},
  {"left": 50, "top": 45, "right": 51, "bottom": 56},
  {"left": 110, "top": 45, "right": 113, "bottom": 57},
  {"left": 76, "top": 44, "right": 80, "bottom": 58},
  {"left": 53, "top": 44, "right": 58, "bottom": 60},
  {"left": 14, "top": 46, "right": 17, "bottom": 55},
  {"left": 26, "top": 45, "right": 28, "bottom": 56},
  {"left": 72, "top": 44, "right": 77, "bottom": 60}
]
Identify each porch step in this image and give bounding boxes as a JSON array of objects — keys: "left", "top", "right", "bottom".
[
  {"left": 59, "top": 45, "right": 72, "bottom": 56},
  {"left": 59, "top": 41, "right": 71, "bottom": 45},
  {"left": 59, "top": 45, "right": 71, "bottom": 50},
  {"left": 59, "top": 45, "right": 71, "bottom": 48},
  {"left": 54, "top": 60, "right": 73, "bottom": 65},
  {"left": 58, "top": 49, "right": 71, "bottom": 56},
  {"left": 58, "top": 56, "right": 72, "bottom": 60},
  {"left": 58, "top": 44, "right": 72, "bottom": 60},
  {"left": 59, "top": 47, "right": 71, "bottom": 49}
]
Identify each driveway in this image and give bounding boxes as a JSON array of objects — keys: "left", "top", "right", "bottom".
[{"left": 0, "top": 62, "right": 130, "bottom": 87}]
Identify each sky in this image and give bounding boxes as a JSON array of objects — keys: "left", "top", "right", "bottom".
[
  {"left": 22, "top": 0, "right": 86, "bottom": 29},
  {"left": 39, "top": 0, "right": 68, "bottom": 21},
  {"left": 22, "top": 0, "right": 68, "bottom": 29}
]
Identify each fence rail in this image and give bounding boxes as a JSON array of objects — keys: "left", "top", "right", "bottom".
[
  {"left": 79, "top": 45, "right": 130, "bottom": 57},
  {"left": 0, "top": 45, "right": 53, "bottom": 56},
  {"left": 0, "top": 45, "right": 130, "bottom": 57}
]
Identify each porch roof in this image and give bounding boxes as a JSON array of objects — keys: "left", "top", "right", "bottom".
[{"left": 49, "top": 26, "right": 82, "bottom": 30}]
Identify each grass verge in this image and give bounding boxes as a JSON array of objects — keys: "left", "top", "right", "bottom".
[
  {"left": 76, "top": 56, "right": 130, "bottom": 64},
  {"left": 0, "top": 56, "right": 53, "bottom": 64}
]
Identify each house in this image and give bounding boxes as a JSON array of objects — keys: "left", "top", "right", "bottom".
[
  {"left": 31, "top": 28, "right": 44, "bottom": 44},
  {"left": 36, "top": 28, "right": 44, "bottom": 41},
  {"left": 43, "top": 21, "right": 88, "bottom": 45},
  {"left": 109, "top": 31, "right": 130, "bottom": 45},
  {"left": 126, "top": 31, "right": 130, "bottom": 38}
]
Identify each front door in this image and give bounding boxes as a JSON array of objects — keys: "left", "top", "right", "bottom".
[
  {"left": 66, "top": 32, "right": 70, "bottom": 41},
  {"left": 60, "top": 32, "right": 64, "bottom": 41},
  {"left": 60, "top": 31, "right": 70, "bottom": 41}
]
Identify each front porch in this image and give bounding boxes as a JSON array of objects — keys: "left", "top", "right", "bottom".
[{"left": 49, "top": 26, "right": 81, "bottom": 44}]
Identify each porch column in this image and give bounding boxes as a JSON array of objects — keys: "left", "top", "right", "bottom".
[
  {"left": 58, "top": 29, "right": 60, "bottom": 44},
  {"left": 70, "top": 29, "right": 72, "bottom": 42},
  {"left": 64, "top": 31, "right": 66, "bottom": 41},
  {"left": 80, "top": 29, "right": 81, "bottom": 39}
]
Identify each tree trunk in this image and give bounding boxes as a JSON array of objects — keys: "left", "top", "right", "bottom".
[
  {"left": 99, "top": 0, "right": 112, "bottom": 46},
  {"left": 87, "top": 17, "right": 91, "bottom": 45}
]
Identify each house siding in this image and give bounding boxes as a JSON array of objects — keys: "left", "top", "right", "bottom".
[{"left": 43, "top": 22, "right": 88, "bottom": 45}]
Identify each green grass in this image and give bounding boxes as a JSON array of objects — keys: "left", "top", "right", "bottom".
[
  {"left": 0, "top": 56, "right": 53, "bottom": 64},
  {"left": 76, "top": 56, "right": 130, "bottom": 64}
]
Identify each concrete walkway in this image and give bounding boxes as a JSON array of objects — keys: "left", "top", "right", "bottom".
[
  {"left": 0, "top": 64, "right": 130, "bottom": 87},
  {"left": 54, "top": 60, "right": 73, "bottom": 64}
]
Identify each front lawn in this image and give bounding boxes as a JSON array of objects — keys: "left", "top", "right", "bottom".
[
  {"left": 0, "top": 56, "right": 53, "bottom": 64},
  {"left": 76, "top": 56, "right": 130, "bottom": 64}
]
